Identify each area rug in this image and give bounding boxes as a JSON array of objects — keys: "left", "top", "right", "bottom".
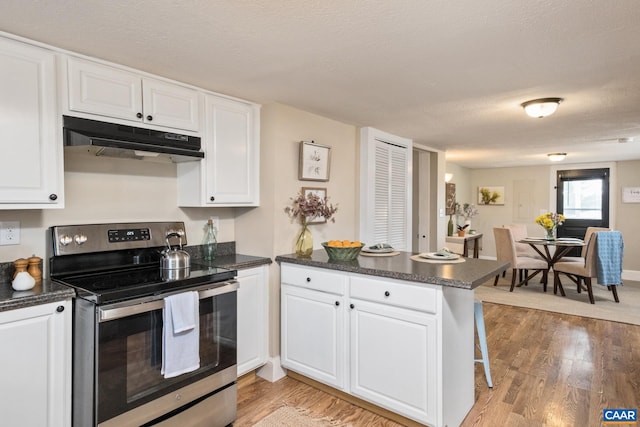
[
  {"left": 252, "top": 405, "right": 352, "bottom": 427},
  {"left": 475, "top": 276, "right": 640, "bottom": 326}
]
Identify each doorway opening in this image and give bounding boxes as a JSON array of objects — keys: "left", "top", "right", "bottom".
[{"left": 556, "top": 168, "right": 610, "bottom": 255}]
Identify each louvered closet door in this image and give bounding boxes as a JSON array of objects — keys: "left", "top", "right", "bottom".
[{"left": 373, "top": 140, "right": 409, "bottom": 249}]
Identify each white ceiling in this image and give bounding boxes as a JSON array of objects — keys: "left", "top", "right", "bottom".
[{"left": 2, "top": 0, "right": 640, "bottom": 168}]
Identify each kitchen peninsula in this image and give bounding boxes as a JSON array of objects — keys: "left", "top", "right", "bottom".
[{"left": 276, "top": 250, "right": 508, "bottom": 427}]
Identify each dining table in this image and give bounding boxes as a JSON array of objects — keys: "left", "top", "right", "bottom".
[{"left": 516, "top": 237, "right": 586, "bottom": 289}]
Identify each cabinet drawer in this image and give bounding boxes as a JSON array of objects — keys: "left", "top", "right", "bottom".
[
  {"left": 350, "top": 275, "right": 437, "bottom": 313},
  {"left": 281, "top": 264, "right": 346, "bottom": 295}
]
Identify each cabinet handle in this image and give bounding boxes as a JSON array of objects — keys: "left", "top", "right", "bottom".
[
  {"left": 209, "top": 196, "right": 216, "bottom": 202},
  {"left": 147, "top": 115, "right": 153, "bottom": 121},
  {"left": 136, "top": 112, "right": 143, "bottom": 119},
  {"left": 306, "top": 277, "right": 311, "bottom": 282},
  {"left": 349, "top": 303, "right": 355, "bottom": 309},
  {"left": 335, "top": 301, "right": 340, "bottom": 306},
  {"left": 56, "top": 305, "right": 65, "bottom": 313},
  {"left": 384, "top": 291, "right": 390, "bottom": 297},
  {"left": 49, "top": 194, "right": 58, "bottom": 201}
]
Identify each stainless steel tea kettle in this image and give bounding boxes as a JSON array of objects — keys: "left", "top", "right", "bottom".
[{"left": 160, "top": 232, "right": 190, "bottom": 271}]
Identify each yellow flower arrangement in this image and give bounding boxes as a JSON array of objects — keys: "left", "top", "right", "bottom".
[{"left": 535, "top": 212, "right": 565, "bottom": 239}]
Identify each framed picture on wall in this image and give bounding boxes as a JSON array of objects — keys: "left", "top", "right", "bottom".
[
  {"left": 299, "top": 141, "right": 331, "bottom": 181},
  {"left": 478, "top": 186, "right": 505, "bottom": 205},
  {"left": 302, "top": 187, "right": 328, "bottom": 224},
  {"left": 445, "top": 183, "right": 456, "bottom": 215}
]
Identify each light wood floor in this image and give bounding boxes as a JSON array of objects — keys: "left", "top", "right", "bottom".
[{"left": 236, "top": 302, "right": 640, "bottom": 426}]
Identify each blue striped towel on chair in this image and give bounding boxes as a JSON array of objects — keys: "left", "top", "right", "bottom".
[{"left": 595, "top": 231, "right": 624, "bottom": 286}]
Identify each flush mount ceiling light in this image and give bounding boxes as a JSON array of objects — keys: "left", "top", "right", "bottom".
[
  {"left": 521, "top": 97, "right": 564, "bottom": 118},
  {"left": 547, "top": 152, "right": 567, "bottom": 162}
]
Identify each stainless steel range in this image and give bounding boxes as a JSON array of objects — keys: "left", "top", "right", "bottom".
[{"left": 49, "top": 222, "right": 238, "bottom": 427}]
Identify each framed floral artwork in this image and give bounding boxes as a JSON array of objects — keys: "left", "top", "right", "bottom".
[
  {"left": 299, "top": 141, "right": 331, "bottom": 181},
  {"left": 478, "top": 186, "right": 504, "bottom": 205},
  {"left": 301, "top": 187, "right": 328, "bottom": 224}
]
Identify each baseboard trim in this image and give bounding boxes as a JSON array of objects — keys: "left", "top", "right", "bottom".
[
  {"left": 623, "top": 270, "right": 640, "bottom": 281},
  {"left": 255, "top": 356, "right": 287, "bottom": 383}
]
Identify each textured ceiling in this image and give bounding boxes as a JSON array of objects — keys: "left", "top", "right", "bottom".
[{"left": 2, "top": 0, "right": 640, "bottom": 168}]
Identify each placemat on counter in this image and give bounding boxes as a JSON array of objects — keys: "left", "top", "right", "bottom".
[
  {"left": 359, "top": 251, "right": 401, "bottom": 257},
  {"left": 410, "top": 254, "right": 466, "bottom": 264}
]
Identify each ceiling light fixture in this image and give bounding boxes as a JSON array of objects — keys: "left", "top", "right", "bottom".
[
  {"left": 521, "top": 97, "right": 564, "bottom": 118},
  {"left": 547, "top": 153, "right": 567, "bottom": 162},
  {"left": 618, "top": 137, "right": 634, "bottom": 143}
]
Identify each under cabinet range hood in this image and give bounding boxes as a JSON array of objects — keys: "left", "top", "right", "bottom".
[{"left": 63, "top": 116, "right": 204, "bottom": 162}]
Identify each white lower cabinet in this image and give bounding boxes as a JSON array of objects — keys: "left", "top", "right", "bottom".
[
  {"left": 349, "top": 299, "right": 437, "bottom": 425},
  {"left": 280, "top": 263, "right": 474, "bottom": 427},
  {"left": 237, "top": 265, "right": 269, "bottom": 376},
  {"left": 281, "top": 284, "right": 347, "bottom": 389},
  {"left": 0, "top": 300, "right": 71, "bottom": 427}
]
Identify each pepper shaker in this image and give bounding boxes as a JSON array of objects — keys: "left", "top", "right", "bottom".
[
  {"left": 28, "top": 256, "right": 42, "bottom": 283},
  {"left": 13, "top": 258, "right": 28, "bottom": 279}
]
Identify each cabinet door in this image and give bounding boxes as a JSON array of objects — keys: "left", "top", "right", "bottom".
[
  {"left": 0, "top": 300, "right": 71, "bottom": 427},
  {"left": 0, "top": 37, "right": 62, "bottom": 207},
  {"left": 237, "top": 266, "right": 269, "bottom": 376},
  {"left": 67, "top": 56, "right": 143, "bottom": 122},
  {"left": 142, "top": 78, "right": 199, "bottom": 131},
  {"left": 281, "top": 284, "right": 346, "bottom": 390},
  {"left": 349, "top": 299, "right": 437, "bottom": 426},
  {"left": 203, "top": 95, "right": 259, "bottom": 205}
]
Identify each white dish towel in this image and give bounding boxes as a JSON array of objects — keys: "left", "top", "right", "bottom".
[{"left": 162, "top": 291, "right": 200, "bottom": 378}]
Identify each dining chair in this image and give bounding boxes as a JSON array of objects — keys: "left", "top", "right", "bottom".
[
  {"left": 558, "top": 226, "right": 610, "bottom": 263},
  {"left": 493, "top": 227, "right": 549, "bottom": 292},
  {"left": 504, "top": 223, "right": 545, "bottom": 281},
  {"left": 553, "top": 231, "right": 622, "bottom": 304}
]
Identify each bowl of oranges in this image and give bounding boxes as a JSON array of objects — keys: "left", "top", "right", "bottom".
[{"left": 322, "top": 240, "right": 365, "bottom": 261}]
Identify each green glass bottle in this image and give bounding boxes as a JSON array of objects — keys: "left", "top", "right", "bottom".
[
  {"left": 447, "top": 215, "right": 454, "bottom": 236},
  {"left": 203, "top": 219, "right": 218, "bottom": 262}
]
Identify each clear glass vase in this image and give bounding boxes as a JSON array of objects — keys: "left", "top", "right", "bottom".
[
  {"left": 295, "top": 223, "right": 313, "bottom": 257},
  {"left": 545, "top": 227, "right": 556, "bottom": 240}
]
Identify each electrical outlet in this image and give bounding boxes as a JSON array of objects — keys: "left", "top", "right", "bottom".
[{"left": 0, "top": 221, "right": 21, "bottom": 245}]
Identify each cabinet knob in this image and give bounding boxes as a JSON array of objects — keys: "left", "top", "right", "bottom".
[
  {"left": 136, "top": 112, "right": 143, "bottom": 119},
  {"left": 147, "top": 115, "right": 153, "bottom": 121},
  {"left": 350, "top": 303, "right": 355, "bottom": 309},
  {"left": 49, "top": 194, "right": 57, "bottom": 201},
  {"left": 384, "top": 291, "right": 390, "bottom": 297},
  {"left": 306, "top": 277, "right": 311, "bottom": 282},
  {"left": 335, "top": 301, "right": 340, "bottom": 306},
  {"left": 209, "top": 196, "right": 216, "bottom": 202},
  {"left": 56, "top": 305, "right": 65, "bottom": 313}
]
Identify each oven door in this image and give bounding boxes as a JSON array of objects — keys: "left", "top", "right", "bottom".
[{"left": 75, "top": 281, "right": 238, "bottom": 426}]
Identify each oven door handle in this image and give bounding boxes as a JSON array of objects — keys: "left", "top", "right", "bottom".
[{"left": 98, "top": 280, "right": 239, "bottom": 322}]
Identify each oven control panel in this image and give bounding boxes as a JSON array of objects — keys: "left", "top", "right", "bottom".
[
  {"left": 108, "top": 228, "right": 151, "bottom": 243},
  {"left": 50, "top": 222, "right": 187, "bottom": 256}
]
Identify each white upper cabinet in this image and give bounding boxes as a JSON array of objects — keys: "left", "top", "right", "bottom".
[
  {"left": 177, "top": 94, "right": 260, "bottom": 206},
  {"left": 0, "top": 36, "right": 63, "bottom": 208},
  {"left": 67, "top": 57, "right": 200, "bottom": 131}
]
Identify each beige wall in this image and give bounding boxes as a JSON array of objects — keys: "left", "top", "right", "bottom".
[
  {"left": 236, "top": 103, "right": 358, "bottom": 357},
  {"left": 0, "top": 151, "right": 236, "bottom": 268}
]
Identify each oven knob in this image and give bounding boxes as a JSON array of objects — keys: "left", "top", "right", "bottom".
[
  {"left": 74, "top": 234, "right": 88, "bottom": 245},
  {"left": 59, "top": 235, "right": 73, "bottom": 246}
]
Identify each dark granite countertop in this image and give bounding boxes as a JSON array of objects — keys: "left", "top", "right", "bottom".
[
  {"left": 194, "top": 253, "right": 272, "bottom": 271},
  {"left": 0, "top": 279, "right": 75, "bottom": 312},
  {"left": 276, "top": 250, "right": 509, "bottom": 290}
]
